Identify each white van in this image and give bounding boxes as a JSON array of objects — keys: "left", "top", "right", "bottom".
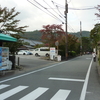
[{"left": 33, "top": 47, "right": 50, "bottom": 57}]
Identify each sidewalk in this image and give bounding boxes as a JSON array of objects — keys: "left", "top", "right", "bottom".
[{"left": 85, "top": 61, "right": 100, "bottom": 100}]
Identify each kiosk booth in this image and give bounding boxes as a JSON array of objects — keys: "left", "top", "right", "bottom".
[{"left": 0, "top": 33, "right": 17, "bottom": 74}]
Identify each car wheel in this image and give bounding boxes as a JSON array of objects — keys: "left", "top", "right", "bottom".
[
  {"left": 23, "top": 53, "right": 26, "bottom": 55},
  {"left": 35, "top": 53, "right": 39, "bottom": 57},
  {"left": 46, "top": 54, "right": 49, "bottom": 57}
]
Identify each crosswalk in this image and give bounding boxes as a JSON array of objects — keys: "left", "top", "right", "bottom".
[{"left": 0, "top": 84, "right": 71, "bottom": 100}]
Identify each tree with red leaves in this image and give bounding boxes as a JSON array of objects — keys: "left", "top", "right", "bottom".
[{"left": 40, "top": 24, "right": 65, "bottom": 47}]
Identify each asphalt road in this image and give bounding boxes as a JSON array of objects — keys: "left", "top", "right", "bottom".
[{"left": 0, "top": 55, "right": 100, "bottom": 100}]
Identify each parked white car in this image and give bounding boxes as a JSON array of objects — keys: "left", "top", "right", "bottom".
[
  {"left": 18, "top": 50, "right": 30, "bottom": 55},
  {"left": 33, "top": 47, "right": 50, "bottom": 57}
]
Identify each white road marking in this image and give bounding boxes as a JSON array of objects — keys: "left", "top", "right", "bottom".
[
  {"left": 79, "top": 58, "right": 93, "bottom": 100},
  {"left": 49, "top": 77, "right": 85, "bottom": 82},
  {"left": 0, "top": 84, "right": 10, "bottom": 90},
  {"left": 0, "top": 86, "right": 28, "bottom": 100},
  {"left": 86, "top": 58, "right": 91, "bottom": 59},
  {"left": 50, "top": 89, "right": 71, "bottom": 100},
  {"left": 19, "top": 87, "right": 49, "bottom": 100},
  {"left": 0, "top": 61, "right": 66, "bottom": 84}
]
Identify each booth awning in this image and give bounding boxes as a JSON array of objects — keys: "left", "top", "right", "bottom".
[{"left": 0, "top": 33, "right": 17, "bottom": 42}]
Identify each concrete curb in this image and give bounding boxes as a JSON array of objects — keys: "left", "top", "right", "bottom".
[{"left": 96, "top": 60, "right": 100, "bottom": 83}]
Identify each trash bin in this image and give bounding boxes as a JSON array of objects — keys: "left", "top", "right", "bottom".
[
  {"left": 9, "top": 55, "right": 15, "bottom": 70},
  {"left": 57, "top": 55, "right": 61, "bottom": 61},
  {"left": 7, "top": 60, "right": 12, "bottom": 70}
]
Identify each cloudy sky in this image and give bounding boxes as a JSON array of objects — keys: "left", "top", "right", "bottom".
[{"left": 0, "top": 0, "right": 100, "bottom": 32}]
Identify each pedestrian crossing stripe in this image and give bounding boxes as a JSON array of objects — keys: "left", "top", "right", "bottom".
[
  {"left": 0, "top": 86, "right": 28, "bottom": 100},
  {"left": 20, "top": 87, "right": 49, "bottom": 100},
  {"left": 0, "top": 84, "right": 71, "bottom": 100},
  {"left": 0, "top": 84, "right": 10, "bottom": 90},
  {"left": 50, "top": 89, "right": 71, "bottom": 100}
]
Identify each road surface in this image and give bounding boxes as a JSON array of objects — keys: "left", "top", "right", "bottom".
[{"left": 0, "top": 55, "right": 99, "bottom": 100}]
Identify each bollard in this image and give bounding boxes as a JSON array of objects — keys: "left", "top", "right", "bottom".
[{"left": 18, "top": 57, "right": 20, "bottom": 66}]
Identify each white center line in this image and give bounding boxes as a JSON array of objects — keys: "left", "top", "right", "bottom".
[{"left": 49, "top": 77, "right": 85, "bottom": 82}]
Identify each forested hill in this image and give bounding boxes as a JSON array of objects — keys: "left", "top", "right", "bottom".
[
  {"left": 69, "top": 31, "right": 90, "bottom": 38},
  {"left": 19, "top": 30, "right": 42, "bottom": 41},
  {"left": 19, "top": 30, "right": 90, "bottom": 41}
]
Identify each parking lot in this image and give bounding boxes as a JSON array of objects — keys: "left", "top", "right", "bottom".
[
  {"left": 0, "top": 55, "right": 58, "bottom": 77},
  {"left": 15, "top": 55, "right": 58, "bottom": 74},
  {"left": 16, "top": 55, "right": 42, "bottom": 61}
]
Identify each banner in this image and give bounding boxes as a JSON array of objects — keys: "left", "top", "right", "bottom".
[{"left": 50, "top": 47, "right": 56, "bottom": 60}]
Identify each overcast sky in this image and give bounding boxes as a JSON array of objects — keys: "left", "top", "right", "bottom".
[{"left": 0, "top": 0, "right": 100, "bottom": 32}]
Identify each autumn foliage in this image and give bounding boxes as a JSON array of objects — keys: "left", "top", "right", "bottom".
[
  {"left": 40, "top": 24, "right": 80, "bottom": 56},
  {"left": 40, "top": 24, "right": 65, "bottom": 47}
]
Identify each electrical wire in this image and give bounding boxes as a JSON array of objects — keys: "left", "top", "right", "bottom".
[
  {"left": 27, "top": 0, "right": 64, "bottom": 23},
  {"left": 51, "top": 1, "right": 95, "bottom": 10},
  {"left": 33, "top": 0, "right": 64, "bottom": 23},
  {"left": 56, "top": 5, "right": 65, "bottom": 18},
  {"left": 68, "top": 23, "right": 78, "bottom": 33},
  {"left": 51, "top": 1, "right": 65, "bottom": 19},
  {"left": 42, "top": 0, "right": 63, "bottom": 19},
  {"left": 28, "top": 0, "right": 95, "bottom": 33},
  {"left": 69, "top": 7, "right": 95, "bottom": 10}
]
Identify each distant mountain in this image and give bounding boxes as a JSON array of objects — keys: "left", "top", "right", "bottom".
[
  {"left": 69, "top": 31, "right": 90, "bottom": 38},
  {"left": 19, "top": 30, "right": 90, "bottom": 41},
  {"left": 19, "top": 30, "right": 42, "bottom": 41}
]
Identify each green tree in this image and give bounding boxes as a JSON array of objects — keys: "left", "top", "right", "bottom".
[
  {"left": 82, "top": 37, "right": 92, "bottom": 52},
  {"left": 90, "top": 24, "right": 100, "bottom": 47},
  {"left": 0, "top": 6, "right": 28, "bottom": 55},
  {"left": 59, "top": 34, "right": 80, "bottom": 57},
  {"left": 0, "top": 6, "right": 27, "bottom": 33}
]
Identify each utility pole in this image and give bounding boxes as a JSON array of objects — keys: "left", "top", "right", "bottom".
[
  {"left": 65, "top": 0, "right": 68, "bottom": 59},
  {"left": 80, "top": 21, "right": 82, "bottom": 55}
]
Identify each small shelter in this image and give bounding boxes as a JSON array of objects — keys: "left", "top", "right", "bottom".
[
  {"left": 0, "top": 33, "right": 17, "bottom": 46},
  {"left": 0, "top": 33, "right": 17, "bottom": 70}
]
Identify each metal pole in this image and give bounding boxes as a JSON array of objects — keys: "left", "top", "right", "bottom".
[
  {"left": 65, "top": 0, "right": 68, "bottom": 59},
  {"left": 80, "top": 21, "right": 82, "bottom": 55},
  {"left": 18, "top": 57, "right": 20, "bottom": 66}
]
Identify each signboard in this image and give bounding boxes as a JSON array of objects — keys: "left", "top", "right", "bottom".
[
  {"left": 0, "top": 48, "right": 2, "bottom": 67},
  {"left": 0, "top": 47, "right": 9, "bottom": 69},
  {"left": 55, "top": 41, "right": 59, "bottom": 46},
  {"left": 50, "top": 47, "right": 56, "bottom": 60}
]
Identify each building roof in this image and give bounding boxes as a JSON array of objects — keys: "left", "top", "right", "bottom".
[{"left": 21, "top": 39, "right": 43, "bottom": 46}]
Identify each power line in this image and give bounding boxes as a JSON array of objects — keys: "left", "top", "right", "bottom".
[
  {"left": 69, "top": 7, "right": 95, "bottom": 10},
  {"left": 68, "top": 23, "right": 77, "bottom": 32},
  {"left": 27, "top": 0, "right": 64, "bottom": 23},
  {"left": 42, "top": 0, "right": 63, "bottom": 19},
  {"left": 51, "top": 1, "right": 65, "bottom": 19},
  {"left": 33, "top": 0, "right": 64, "bottom": 23},
  {"left": 56, "top": 5, "right": 65, "bottom": 18},
  {"left": 51, "top": 1, "right": 95, "bottom": 10}
]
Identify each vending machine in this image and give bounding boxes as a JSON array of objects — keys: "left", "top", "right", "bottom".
[{"left": 0, "top": 47, "right": 12, "bottom": 71}]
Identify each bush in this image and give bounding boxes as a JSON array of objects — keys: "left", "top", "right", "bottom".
[{"left": 69, "top": 51, "right": 76, "bottom": 57}]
